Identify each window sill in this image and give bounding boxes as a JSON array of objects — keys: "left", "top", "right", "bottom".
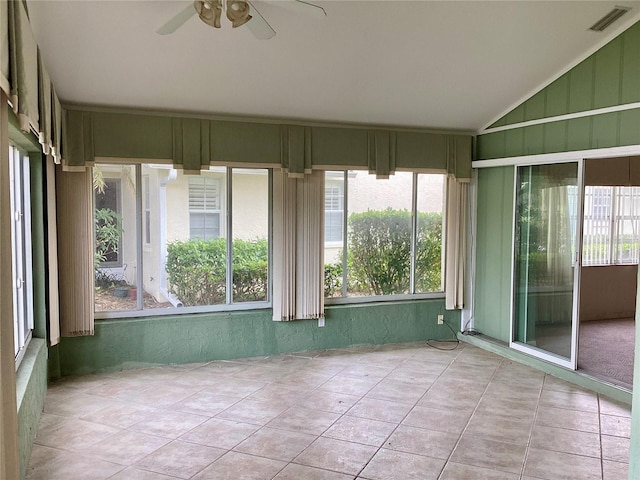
[
  {"left": 95, "top": 300, "right": 272, "bottom": 320},
  {"left": 325, "top": 292, "right": 445, "bottom": 306}
]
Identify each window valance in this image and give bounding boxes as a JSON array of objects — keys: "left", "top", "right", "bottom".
[{"left": 65, "top": 109, "right": 473, "bottom": 180}]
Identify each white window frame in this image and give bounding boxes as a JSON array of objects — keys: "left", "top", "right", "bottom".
[
  {"left": 325, "top": 170, "right": 446, "bottom": 304},
  {"left": 143, "top": 174, "right": 151, "bottom": 247},
  {"left": 9, "top": 146, "right": 33, "bottom": 367}
]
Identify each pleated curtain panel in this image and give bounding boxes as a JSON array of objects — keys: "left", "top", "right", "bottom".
[
  {"left": 272, "top": 169, "right": 325, "bottom": 321},
  {"left": 445, "top": 175, "right": 469, "bottom": 310}
]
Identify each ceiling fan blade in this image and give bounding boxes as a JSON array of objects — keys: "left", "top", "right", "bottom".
[
  {"left": 156, "top": 2, "right": 197, "bottom": 35},
  {"left": 246, "top": 1, "right": 276, "bottom": 39},
  {"left": 279, "top": 0, "right": 326, "bottom": 18}
]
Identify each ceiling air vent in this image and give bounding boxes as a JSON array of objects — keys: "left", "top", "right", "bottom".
[{"left": 589, "top": 6, "right": 631, "bottom": 32}]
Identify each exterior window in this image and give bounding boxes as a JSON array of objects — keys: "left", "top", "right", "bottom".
[
  {"left": 143, "top": 175, "right": 151, "bottom": 245},
  {"left": 324, "top": 178, "right": 344, "bottom": 243},
  {"left": 94, "top": 164, "right": 270, "bottom": 316},
  {"left": 94, "top": 177, "right": 122, "bottom": 266},
  {"left": 189, "top": 176, "right": 221, "bottom": 240},
  {"left": 9, "top": 146, "right": 33, "bottom": 364},
  {"left": 324, "top": 170, "right": 444, "bottom": 299},
  {"left": 583, "top": 186, "right": 640, "bottom": 265}
]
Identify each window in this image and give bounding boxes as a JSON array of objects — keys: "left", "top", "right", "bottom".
[
  {"left": 324, "top": 176, "right": 344, "bottom": 243},
  {"left": 189, "top": 176, "right": 221, "bottom": 240},
  {"left": 9, "top": 146, "right": 33, "bottom": 365},
  {"left": 94, "top": 176, "right": 122, "bottom": 266},
  {"left": 94, "top": 164, "right": 270, "bottom": 316},
  {"left": 324, "top": 170, "right": 444, "bottom": 299},
  {"left": 583, "top": 186, "right": 640, "bottom": 265},
  {"left": 143, "top": 175, "right": 151, "bottom": 246}
]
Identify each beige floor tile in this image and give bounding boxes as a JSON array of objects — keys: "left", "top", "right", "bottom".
[
  {"left": 347, "top": 396, "right": 413, "bottom": 423},
  {"left": 80, "top": 403, "right": 160, "bottom": 429},
  {"left": 129, "top": 409, "right": 208, "bottom": 438},
  {"left": 299, "top": 389, "right": 362, "bottom": 414},
  {"left": 450, "top": 435, "right": 526, "bottom": 475},
  {"left": 79, "top": 430, "right": 170, "bottom": 465},
  {"left": 108, "top": 467, "right": 179, "bottom": 479},
  {"left": 134, "top": 440, "right": 225, "bottom": 478},
  {"left": 402, "top": 405, "right": 470, "bottom": 434},
  {"left": 234, "top": 427, "right": 316, "bottom": 461},
  {"left": 529, "top": 424, "right": 601, "bottom": 458},
  {"left": 523, "top": 447, "right": 602, "bottom": 480},
  {"left": 383, "top": 367, "right": 439, "bottom": 387},
  {"left": 180, "top": 418, "right": 259, "bottom": 449},
  {"left": 365, "top": 379, "right": 428, "bottom": 404},
  {"left": 601, "top": 434, "right": 630, "bottom": 463},
  {"left": 216, "top": 398, "right": 288, "bottom": 425},
  {"left": 203, "top": 377, "right": 268, "bottom": 397},
  {"left": 320, "top": 375, "right": 379, "bottom": 396},
  {"left": 359, "top": 448, "right": 445, "bottom": 480},
  {"left": 323, "top": 415, "right": 396, "bottom": 446},
  {"left": 439, "top": 461, "right": 520, "bottom": 480},
  {"left": 247, "top": 383, "right": 311, "bottom": 406},
  {"left": 539, "top": 388, "right": 599, "bottom": 412},
  {"left": 337, "top": 364, "right": 395, "bottom": 381},
  {"left": 35, "top": 416, "right": 120, "bottom": 451},
  {"left": 474, "top": 396, "right": 537, "bottom": 420},
  {"left": 543, "top": 376, "right": 594, "bottom": 395},
  {"left": 294, "top": 437, "right": 377, "bottom": 475},
  {"left": 599, "top": 397, "right": 631, "bottom": 418},
  {"left": 233, "top": 364, "right": 292, "bottom": 382},
  {"left": 465, "top": 412, "right": 533, "bottom": 445},
  {"left": 26, "top": 446, "right": 124, "bottom": 480},
  {"left": 276, "top": 370, "right": 334, "bottom": 389},
  {"left": 535, "top": 406, "right": 600, "bottom": 433},
  {"left": 192, "top": 451, "right": 286, "bottom": 480},
  {"left": 267, "top": 407, "right": 340, "bottom": 435},
  {"left": 384, "top": 424, "right": 458, "bottom": 459},
  {"left": 273, "top": 463, "right": 353, "bottom": 480},
  {"left": 168, "top": 390, "right": 242, "bottom": 416},
  {"left": 43, "top": 390, "right": 118, "bottom": 418},
  {"left": 603, "top": 460, "right": 629, "bottom": 480},
  {"left": 601, "top": 414, "right": 631, "bottom": 438}
]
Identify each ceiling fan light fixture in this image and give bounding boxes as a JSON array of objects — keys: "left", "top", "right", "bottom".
[
  {"left": 195, "top": 0, "right": 222, "bottom": 28},
  {"left": 226, "top": 0, "right": 252, "bottom": 28}
]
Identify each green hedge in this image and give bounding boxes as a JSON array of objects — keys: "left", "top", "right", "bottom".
[{"left": 166, "top": 238, "right": 267, "bottom": 306}]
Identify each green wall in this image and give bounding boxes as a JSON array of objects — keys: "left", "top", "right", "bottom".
[
  {"left": 54, "top": 299, "right": 458, "bottom": 376},
  {"left": 473, "top": 166, "right": 514, "bottom": 342},
  {"left": 477, "top": 19, "right": 640, "bottom": 160},
  {"left": 16, "top": 340, "right": 47, "bottom": 480}
]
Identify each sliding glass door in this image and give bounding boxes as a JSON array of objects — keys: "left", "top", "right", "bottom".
[{"left": 512, "top": 162, "right": 582, "bottom": 369}]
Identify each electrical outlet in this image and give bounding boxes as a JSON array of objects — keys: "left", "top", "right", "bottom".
[
  {"left": 437, "top": 314, "right": 444, "bottom": 325},
  {"left": 318, "top": 317, "right": 325, "bottom": 327}
]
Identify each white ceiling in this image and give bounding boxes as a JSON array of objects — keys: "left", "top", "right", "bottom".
[{"left": 27, "top": 0, "right": 640, "bottom": 132}]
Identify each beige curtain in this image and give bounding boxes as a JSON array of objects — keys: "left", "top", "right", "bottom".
[
  {"left": 445, "top": 176, "right": 468, "bottom": 310},
  {"left": 272, "top": 169, "right": 325, "bottom": 321},
  {"left": 0, "top": 0, "right": 9, "bottom": 95},
  {"left": 542, "top": 185, "right": 573, "bottom": 287},
  {"left": 0, "top": 90, "right": 20, "bottom": 480},
  {"left": 46, "top": 159, "right": 60, "bottom": 345},
  {"left": 56, "top": 166, "right": 94, "bottom": 336}
]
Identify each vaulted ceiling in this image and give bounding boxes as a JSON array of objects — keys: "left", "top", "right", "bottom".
[{"left": 27, "top": 0, "right": 640, "bottom": 132}]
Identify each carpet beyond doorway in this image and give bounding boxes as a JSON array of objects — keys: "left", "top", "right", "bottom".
[{"left": 578, "top": 318, "right": 635, "bottom": 390}]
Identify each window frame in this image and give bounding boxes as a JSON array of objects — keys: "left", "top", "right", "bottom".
[
  {"left": 324, "top": 170, "right": 446, "bottom": 305},
  {"left": 9, "top": 145, "right": 34, "bottom": 367},
  {"left": 95, "top": 164, "right": 272, "bottom": 319}
]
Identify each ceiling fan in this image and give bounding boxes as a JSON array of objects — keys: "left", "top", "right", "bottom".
[{"left": 157, "top": 0, "right": 326, "bottom": 40}]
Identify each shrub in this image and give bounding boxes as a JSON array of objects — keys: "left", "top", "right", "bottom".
[
  {"left": 324, "top": 263, "right": 343, "bottom": 297},
  {"left": 94, "top": 207, "right": 122, "bottom": 268},
  {"left": 166, "top": 238, "right": 268, "bottom": 306},
  {"left": 346, "top": 209, "right": 442, "bottom": 295}
]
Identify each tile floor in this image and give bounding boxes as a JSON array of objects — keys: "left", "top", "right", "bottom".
[{"left": 27, "top": 342, "right": 631, "bottom": 480}]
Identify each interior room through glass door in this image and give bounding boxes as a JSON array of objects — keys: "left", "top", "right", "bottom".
[{"left": 512, "top": 162, "right": 581, "bottom": 368}]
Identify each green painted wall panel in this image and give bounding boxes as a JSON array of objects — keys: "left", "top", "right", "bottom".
[
  {"left": 566, "top": 116, "right": 592, "bottom": 152},
  {"left": 524, "top": 91, "right": 546, "bottom": 121},
  {"left": 619, "top": 109, "right": 640, "bottom": 146},
  {"left": 593, "top": 37, "right": 622, "bottom": 109},
  {"left": 543, "top": 121, "right": 568, "bottom": 153},
  {"left": 621, "top": 22, "right": 640, "bottom": 104},
  {"left": 476, "top": 131, "right": 505, "bottom": 160},
  {"left": 568, "top": 57, "right": 595, "bottom": 114},
  {"left": 504, "top": 105, "right": 525, "bottom": 126},
  {"left": 523, "top": 124, "right": 544, "bottom": 155},
  {"left": 16, "top": 340, "right": 47, "bottom": 480},
  {"left": 504, "top": 128, "right": 524, "bottom": 158},
  {"left": 591, "top": 112, "right": 619, "bottom": 149},
  {"left": 545, "top": 73, "right": 569, "bottom": 118},
  {"left": 56, "top": 301, "right": 459, "bottom": 376},
  {"left": 474, "top": 166, "right": 514, "bottom": 343}
]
